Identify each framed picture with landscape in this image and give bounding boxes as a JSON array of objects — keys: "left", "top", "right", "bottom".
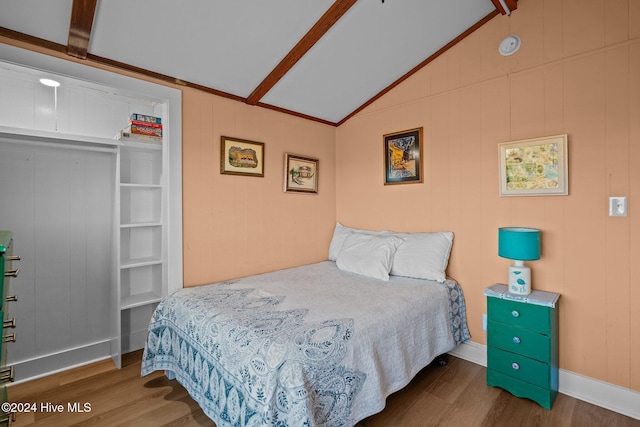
[
  {"left": 220, "top": 136, "right": 265, "bottom": 177},
  {"left": 498, "top": 134, "right": 568, "bottom": 196},
  {"left": 284, "top": 153, "right": 318, "bottom": 193},
  {"left": 383, "top": 127, "right": 424, "bottom": 185}
]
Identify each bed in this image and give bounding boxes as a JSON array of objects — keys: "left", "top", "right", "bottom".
[{"left": 141, "top": 225, "right": 470, "bottom": 427}]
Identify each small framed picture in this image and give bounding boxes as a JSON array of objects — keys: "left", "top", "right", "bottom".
[
  {"left": 383, "top": 127, "right": 424, "bottom": 185},
  {"left": 284, "top": 153, "right": 318, "bottom": 194},
  {"left": 220, "top": 136, "right": 265, "bottom": 177},
  {"left": 498, "top": 134, "right": 568, "bottom": 196}
]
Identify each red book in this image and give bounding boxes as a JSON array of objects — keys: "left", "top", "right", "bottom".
[{"left": 129, "top": 119, "right": 162, "bottom": 129}]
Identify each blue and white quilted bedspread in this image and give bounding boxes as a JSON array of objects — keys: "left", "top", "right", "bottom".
[{"left": 141, "top": 262, "right": 470, "bottom": 427}]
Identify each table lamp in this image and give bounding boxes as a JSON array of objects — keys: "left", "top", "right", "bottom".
[{"left": 498, "top": 227, "right": 540, "bottom": 295}]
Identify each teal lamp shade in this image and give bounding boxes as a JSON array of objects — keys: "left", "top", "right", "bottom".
[
  {"left": 498, "top": 227, "right": 540, "bottom": 261},
  {"left": 498, "top": 227, "right": 540, "bottom": 295}
]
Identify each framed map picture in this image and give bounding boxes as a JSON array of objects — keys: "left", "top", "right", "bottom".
[{"left": 499, "top": 134, "right": 568, "bottom": 196}]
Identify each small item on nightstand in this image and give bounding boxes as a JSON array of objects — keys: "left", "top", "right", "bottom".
[{"left": 498, "top": 227, "right": 540, "bottom": 295}]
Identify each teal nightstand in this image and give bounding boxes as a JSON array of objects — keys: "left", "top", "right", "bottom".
[{"left": 485, "top": 284, "right": 560, "bottom": 409}]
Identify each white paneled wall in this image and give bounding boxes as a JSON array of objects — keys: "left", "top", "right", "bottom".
[
  {"left": 0, "top": 142, "right": 114, "bottom": 363},
  {"left": 0, "top": 60, "right": 158, "bottom": 139}
]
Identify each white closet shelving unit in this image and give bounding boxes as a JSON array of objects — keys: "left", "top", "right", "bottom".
[
  {"left": 119, "top": 144, "right": 164, "bottom": 309},
  {"left": 115, "top": 130, "right": 169, "bottom": 368},
  {"left": 0, "top": 43, "right": 182, "bottom": 378}
]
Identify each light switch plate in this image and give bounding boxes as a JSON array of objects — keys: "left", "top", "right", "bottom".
[{"left": 609, "top": 197, "right": 627, "bottom": 217}]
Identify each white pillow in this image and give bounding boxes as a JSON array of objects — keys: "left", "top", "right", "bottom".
[
  {"left": 336, "top": 233, "right": 403, "bottom": 281},
  {"left": 328, "top": 223, "right": 388, "bottom": 261},
  {"left": 390, "top": 232, "right": 454, "bottom": 282}
]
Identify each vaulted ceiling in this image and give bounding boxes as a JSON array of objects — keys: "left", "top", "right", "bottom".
[{"left": 0, "top": 0, "right": 517, "bottom": 126}]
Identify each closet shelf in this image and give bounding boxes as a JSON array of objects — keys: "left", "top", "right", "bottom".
[
  {"left": 120, "top": 222, "right": 162, "bottom": 228},
  {"left": 120, "top": 183, "right": 162, "bottom": 189},
  {"left": 121, "top": 292, "right": 162, "bottom": 311},
  {"left": 0, "top": 126, "right": 164, "bottom": 153},
  {"left": 121, "top": 257, "right": 162, "bottom": 269},
  {"left": 0, "top": 125, "right": 120, "bottom": 148}
]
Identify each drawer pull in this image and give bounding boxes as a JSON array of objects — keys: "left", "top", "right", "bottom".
[
  {"left": 3, "top": 318, "right": 15, "bottom": 329},
  {"left": 5, "top": 295, "right": 17, "bottom": 303},
  {"left": 512, "top": 336, "right": 521, "bottom": 344},
  {"left": 4, "top": 268, "right": 19, "bottom": 278},
  {"left": 7, "top": 255, "right": 21, "bottom": 261},
  {"left": 0, "top": 413, "right": 17, "bottom": 423},
  {"left": 511, "top": 310, "right": 520, "bottom": 318},
  {"left": 0, "top": 366, "right": 14, "bottom": 382},
  {"left": 3, "top": 333, "right": 16, "bottom": 343},
  {"left": 511, "top": 362, "right": 520, "bottom": 371}
]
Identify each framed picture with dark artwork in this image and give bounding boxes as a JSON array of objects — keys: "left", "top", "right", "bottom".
[
  {"left": 284, "top": 153, "right": 318, "bottom": 194},
  {"left": 498, "top": 134, "right": 568, "bottom": 196},
  {"left": 383, "top": 127, "right": 424, "bottom": 185},
  {"left": 220, "top": 136, "right": 265, "bottom": 177}
]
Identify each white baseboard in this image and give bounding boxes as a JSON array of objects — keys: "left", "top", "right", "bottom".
[
  {"left": 8, "top": 340, "right": 112, "bottom": 384},
  {"left": 449, "top": 340, "right": 487, "bottom": 366},
  {"left": 449, "top": 341, "right": 640, "bottom": 421},
  {"left": 7, "top": 329, "right": 148, "bottom": 384},
  {"left": 121, "top": 328, "right": 148, "bottom": 354}
]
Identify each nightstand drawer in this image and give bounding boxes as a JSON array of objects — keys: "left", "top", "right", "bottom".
[
  {"left": 488, "top": 297, "right": 551, "bottom": 334},
  {"left": 488, "top": 320, "right": 551, "bottom": 362},
  {"left": 487, "top": 368, "right": 557, "bottom": 410},
  {"left": 488, "top": 347, "right": 550, "bottom": 389}
]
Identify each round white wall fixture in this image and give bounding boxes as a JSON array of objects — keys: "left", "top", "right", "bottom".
[
  {"left": 498, "top": 35, "right": 521, "bottom": 56},
  {"left": 39, "top": 78, "right": 61, "bottom": 87}
]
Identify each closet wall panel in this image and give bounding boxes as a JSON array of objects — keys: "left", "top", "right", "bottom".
[{"left": 0, "top": 141, "right": 114, "bottom": 366}]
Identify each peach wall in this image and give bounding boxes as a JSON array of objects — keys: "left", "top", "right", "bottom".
[
  {"left": 336, "top": 0, "right": 640, "bottom": 392},
  {"left": 181, "top": 88, "right": 336, "bottom": 286}
]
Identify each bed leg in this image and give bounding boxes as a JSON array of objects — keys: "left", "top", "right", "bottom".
[{"left": 435, "top": 353, "right": 449, "bottom": 366}]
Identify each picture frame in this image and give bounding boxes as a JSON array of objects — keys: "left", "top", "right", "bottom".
[
  {"left": 220, "top": 136, "right": 265, "bottom": 177},
  {"left": 498, "top": 134, "right": 568, "bottom": 196},
  {"left": 284, "top": 153, "right": 319, "bottom": 194},
  {"left": 383, "top": 127, "right": 424, "bottom": 185}
]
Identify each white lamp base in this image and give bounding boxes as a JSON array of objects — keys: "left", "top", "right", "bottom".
[{"left": 508, "top": 260, "right": 531, "bottom": 295}]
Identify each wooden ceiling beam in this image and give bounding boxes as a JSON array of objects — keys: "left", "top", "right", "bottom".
[
  {"left": 67, "top": 0, "right": 98, "bottom": 59},
  {"left": 245, "top": 0, "right": 357, "bottom": 105}
]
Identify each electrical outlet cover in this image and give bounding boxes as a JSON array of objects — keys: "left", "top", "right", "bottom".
[{"left": 609, "top": 197, "right": 627, "bottom": 217}]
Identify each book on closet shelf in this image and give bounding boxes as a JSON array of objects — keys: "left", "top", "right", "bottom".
[
  {"left": 127, "top": 119, "right": 162, "bottom": 129},
  {"left": 130, "top": 113, "right": 162, "bottom": 124},
  {"left": 117, "top": 130, "right": 162, "bottom": 144},
  {"left": 123, "top": 122, "right": 162, "bottom": 137}
]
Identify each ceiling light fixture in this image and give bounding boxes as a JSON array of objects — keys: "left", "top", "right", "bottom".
[
  {"left": 39, "top": 78, "right": 61, "bottom": 131},
  {"left": 39, "top": 78, "right": 61, "bottom": 87},
  {"left": 498, "top": 35, "right": 521, "bottom": 56}
]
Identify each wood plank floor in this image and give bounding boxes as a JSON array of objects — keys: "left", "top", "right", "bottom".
[{"left": 6, "top": 351, "right": 639, "bottom": 427}]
